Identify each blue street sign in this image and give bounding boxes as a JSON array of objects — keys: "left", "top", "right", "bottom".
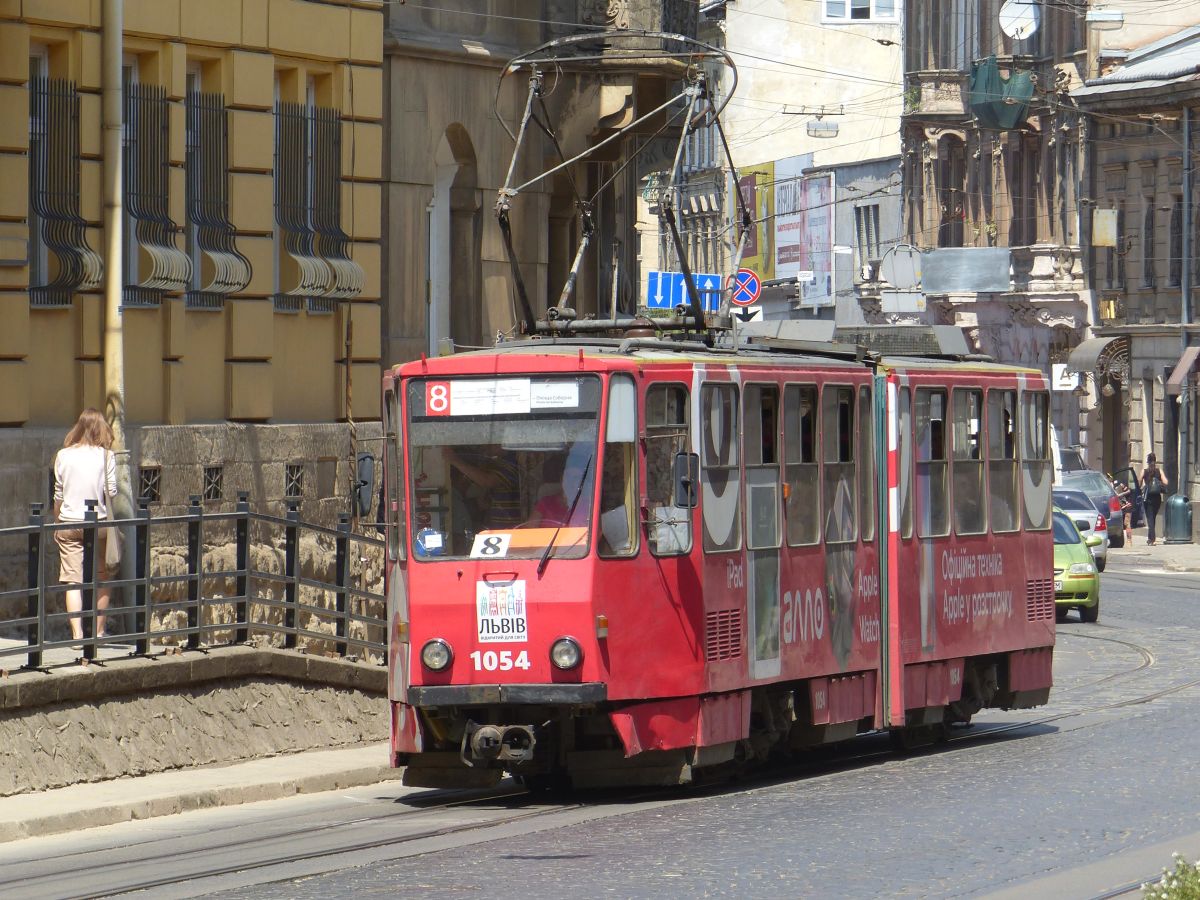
[{"left": 646, "top": 271, "right": 722, "bottom": 312}]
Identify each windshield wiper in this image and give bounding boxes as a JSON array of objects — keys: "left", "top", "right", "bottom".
[{"left": 537, "top": 455, "right": 592, "bottom": 577}]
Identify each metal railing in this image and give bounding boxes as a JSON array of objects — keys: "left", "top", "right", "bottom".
[{"left": 0, "top": 492, "right": 386, "bottom": 671}]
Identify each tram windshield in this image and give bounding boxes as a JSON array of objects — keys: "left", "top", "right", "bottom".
[{"left": 405, "top": 375, "right": 601, "bottom": 561}]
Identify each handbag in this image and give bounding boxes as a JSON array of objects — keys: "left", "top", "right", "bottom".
[
  {"left": 103, "top": 450, "right": 123, "bottom": 569},
  {"left": 1146, "top": 473, "right": 1163, "bottom": 498}
]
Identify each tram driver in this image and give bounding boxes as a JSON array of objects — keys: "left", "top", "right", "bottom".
[{"left": 441, "top": 445, "right": 522, "bottom": 544}]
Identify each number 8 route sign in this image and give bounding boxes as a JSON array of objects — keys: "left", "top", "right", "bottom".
[{"left": 730, "top": 268, "right": 762, "bottom": 307}]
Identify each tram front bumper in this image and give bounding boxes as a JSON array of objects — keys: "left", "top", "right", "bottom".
[{"left": 408, "top": 683, "right": 606, "bottom": 707}]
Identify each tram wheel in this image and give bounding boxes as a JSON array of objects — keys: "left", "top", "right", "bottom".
[
  {"left": 517, "top": 772, "right": 572, "bottom": 796},
  {"left": 889, "top": 723, "right": 947, "bottom": 754}
]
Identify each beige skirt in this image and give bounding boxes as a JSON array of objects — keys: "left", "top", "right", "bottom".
[{"left": 55, "top": 527, "right": 116, "bottom": 583}]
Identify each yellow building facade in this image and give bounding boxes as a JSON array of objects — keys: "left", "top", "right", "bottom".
[{"left": 0, "top": 0, "right": 384, "bottom": 523}]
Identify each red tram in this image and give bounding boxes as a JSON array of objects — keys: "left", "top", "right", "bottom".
[{"left": 380, "top": 332, "right": 1055, "bottom": 788}]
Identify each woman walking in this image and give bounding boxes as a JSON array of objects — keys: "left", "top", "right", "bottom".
[
  {"left": 52, "top": 408, "right": 118, "bottom": 640},
  {"left": 1141, "top": 452, "right": 1169, "bottom": 546}
]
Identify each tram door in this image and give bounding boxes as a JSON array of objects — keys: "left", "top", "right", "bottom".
[{"left": 744, "top": 384, "right": 782, "bottom": 679}]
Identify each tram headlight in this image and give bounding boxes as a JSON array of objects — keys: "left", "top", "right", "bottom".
[
  {"left": 1069, "top": 562, "right": 1096, "bottom": 575},
  {"left": 550, "top": 637, "right": 582, "bottom": 670},
  {"left": 421, "top": 639, "right": 453, "bottom": 671}
]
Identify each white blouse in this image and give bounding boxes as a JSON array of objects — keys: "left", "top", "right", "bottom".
[{"left": 54, "top": 445, "right": 117, "bottom": 521}]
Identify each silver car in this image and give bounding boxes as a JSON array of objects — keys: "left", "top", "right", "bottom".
[
  {"left": 1052, "top": 488, "right": 1109, "bottom": 571},
  {"left": 1057, "top": 469, "right": 1126, "bottom": 548}
]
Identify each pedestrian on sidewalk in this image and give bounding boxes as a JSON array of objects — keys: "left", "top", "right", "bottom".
[
  {"left": 1141, "top": 452, "right": 1169, "bottom": 546},
  {"left": 1111, "top": 473, "right": 1134, "bottom": 545},
  {"left": 52, "top": 408, "right": 118, "bottom": 641}
]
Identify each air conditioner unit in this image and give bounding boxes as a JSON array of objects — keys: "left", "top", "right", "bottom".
[{"left": 859, "top": 259, "right": 881, "bottom": 283}]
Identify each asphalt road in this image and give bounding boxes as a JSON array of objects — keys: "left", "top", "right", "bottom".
[{"left": 3, "top": 556, "right": 1199, "bottom": 900}]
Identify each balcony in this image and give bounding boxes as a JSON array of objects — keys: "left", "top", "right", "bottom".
[
  {"left": 541, "top": 1, "right": 698, "bottom": 38},
  {"left": 905, "top": 71, "right": 970, "bottom": 120},
  {"left": 1009, "top": 245, "right": 1084, "bottom": 294}
]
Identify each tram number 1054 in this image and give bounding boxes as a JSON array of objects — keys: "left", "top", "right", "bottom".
[{"left": 469, "top": 649, "right": 532, "bottom": 671}]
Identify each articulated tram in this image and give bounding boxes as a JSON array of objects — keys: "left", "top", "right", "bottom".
[{"left": 379, "top": 332, "right": 1055, "bottom": 788}]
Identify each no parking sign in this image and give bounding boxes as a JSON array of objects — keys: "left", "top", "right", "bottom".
[{"left": 729, "top": 268, "right": 761, "bottom": 307}]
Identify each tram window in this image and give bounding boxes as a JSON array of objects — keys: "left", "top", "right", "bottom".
[
  {"left": 822, "top": 385, "right": 857, "bottom": 543},
  {"left": 645, "top": 383, "right": 691, "bottom": 556},
  {"left": 384, "top": 389, "right": 405, "bottom": 561},
  {"left": 599, "top": 374, "right": 637, "bottom": 558},
  {"left": 1021, "top": 390, "right": 1052, "bottom": 531},
  {"left": 701, "top": 382, "right": 741, "bottom": 552},
  {"left": 858, "top": 385, "right": 875, "bottom": 541},
  {"left": 952, "top": 389, "right": 986, "bottom": 535},
  {"left": 899, "top": 387, "right": 913, "bottom": 539},
  {"left": 987, "top": 389, "right": 1019, "bottom": 533},
  {"left": 915, "top": 387, "right": 949, "bottom": 537},
  {"left": 744, "top": 384, "right": 781, "bottom": 550},
  {"left": 783, "top": 384, "right": 820, "bottom": 546}
]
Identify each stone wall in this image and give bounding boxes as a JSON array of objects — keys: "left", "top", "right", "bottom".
[
  {"left": 0, "top": 421, "right": 383, "bottom": 529},
  {"left": 0, "top": 421, "right": 387, "bottom": 646},
  {"left": 0, "top": 648, "right": 389, "bottom": 796}
]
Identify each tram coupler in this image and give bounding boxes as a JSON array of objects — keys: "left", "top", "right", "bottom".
[{"left": 461, "top": 721, "right": 537, "bottom": 767}]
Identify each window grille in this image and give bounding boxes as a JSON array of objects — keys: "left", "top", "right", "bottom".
[
  {"left": 124, "top": 82, "right": 190, "bottom": 305},
  {"left": 854, "top": 203, "right": 881, "bottom": 271},
  {"left": 1170, "top": 195, "right": 1183, "bottom": 288},
  {"left": 185, "top": 91, "right": 251, "bottom": 310},
  {"left": 273, "top": 102, "right": 363, "bottom": 314},
  {"left": 1143, "top": 203, "right": 1156, "bottom": 288},
  {"left": 285, "top": 464, "right": 304, "bottom": 499},
  {"left": 203, "top": 466, "right": 223, "bottom": 501},
  {"left": 28, "top": 77, "right": 103, "bottom": 308},
  {"left": 138, "top": 466, "right": 161, "bottom": 504}
]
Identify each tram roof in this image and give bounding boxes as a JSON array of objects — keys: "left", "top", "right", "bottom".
[{"left": 395, "top": 337, "right": 1044, "bottom": 380}]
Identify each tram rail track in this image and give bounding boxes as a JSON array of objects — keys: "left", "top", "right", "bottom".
[{"left": 12, "top": 629, "right": 1200, "bottom": 898}]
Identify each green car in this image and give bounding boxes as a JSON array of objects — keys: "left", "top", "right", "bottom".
[{"left": 1053, "top": 508, "right": 1101, "bottom": 623}]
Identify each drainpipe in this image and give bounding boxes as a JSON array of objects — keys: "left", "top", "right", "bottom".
[
  {"left": 1180, "top": 105, "right": 1192, "bottom": 498},
  {"left": 102, "top": 0, "right": 132, "bottom": 524}
]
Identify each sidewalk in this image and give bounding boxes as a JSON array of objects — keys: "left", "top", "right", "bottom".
[
  {"left": 1109, "top": 527, "right": 1200, "bottom": 572},
  {"left": 0, "top": 742, "right": 399, "bottom": 843}
]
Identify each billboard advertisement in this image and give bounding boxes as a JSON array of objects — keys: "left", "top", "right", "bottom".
[
  {"left": 798, "top": 172, "right": 834, "bottom": 307},
  {"left": 773, "top": 155, "right": 807, "bottom": 281},
  {"left": 736, "top": 161, "right": 774, "bottom": 282}
]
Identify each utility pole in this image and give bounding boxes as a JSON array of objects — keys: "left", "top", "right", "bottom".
[
  {"left": 1181, "top": 105, "right": 1192, "bottom": 499},
  {"left": 102, "top": 0, "right": 133, "bottom": 526}
]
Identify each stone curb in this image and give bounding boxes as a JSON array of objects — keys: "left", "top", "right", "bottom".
[
  {"left": 0, "top": 645, "right": 387, "bottom": 712},
  {"left": 0, "top": 763, "right": 402, "bottom": 844}
]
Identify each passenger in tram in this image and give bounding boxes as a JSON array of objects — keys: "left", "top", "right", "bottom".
[
  {"left": 440, "top": 445, "right": 522, "bottom": 532},
  {"left": 531, "top": 447, "right": 594, "bottom": 528}
]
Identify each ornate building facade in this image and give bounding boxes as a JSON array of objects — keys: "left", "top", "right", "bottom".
[
  {"left": 898, "top": 1, "right": 1092, "bottom": 451},
  {"left": 0, "top": 0, "right": 385, "bottom": 526}
]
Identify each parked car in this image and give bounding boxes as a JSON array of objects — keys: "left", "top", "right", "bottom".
[
  {"left": 1058, "top": 446, "right": 1089, "bottom": 473},
  {"left": 1109, "top": 465, "right": 1146, "bottom": 529},
  {"left": 1052, "top": 488, "right": 1108, "bottom": 571},
  {"left": 1057, "top": 469, "right": 1126, "bottom": 547},
  {"left": 1052, "top": 508, "right": 1101, "bottom": 623}
]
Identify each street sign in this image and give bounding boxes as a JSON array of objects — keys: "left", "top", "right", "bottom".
[
  {"left": 729, "top": 268, "right": 761, "bottom": 306},
  {"left": 1051, "top": 363, "right": 1079, "bottom": 392},
  {"left": 733, "top": 305, "right": 762, "bottom": 323},
  {"left": 646, "top": 270, "right": 722, "bottom": 311}
]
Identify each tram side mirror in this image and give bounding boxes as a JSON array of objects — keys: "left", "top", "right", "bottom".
[
  {"left": 673, "top": 452, "right": 699, "bottom": 508},
  {"left": 355, "top": 452, "right": 376, "bottom": 519}
]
